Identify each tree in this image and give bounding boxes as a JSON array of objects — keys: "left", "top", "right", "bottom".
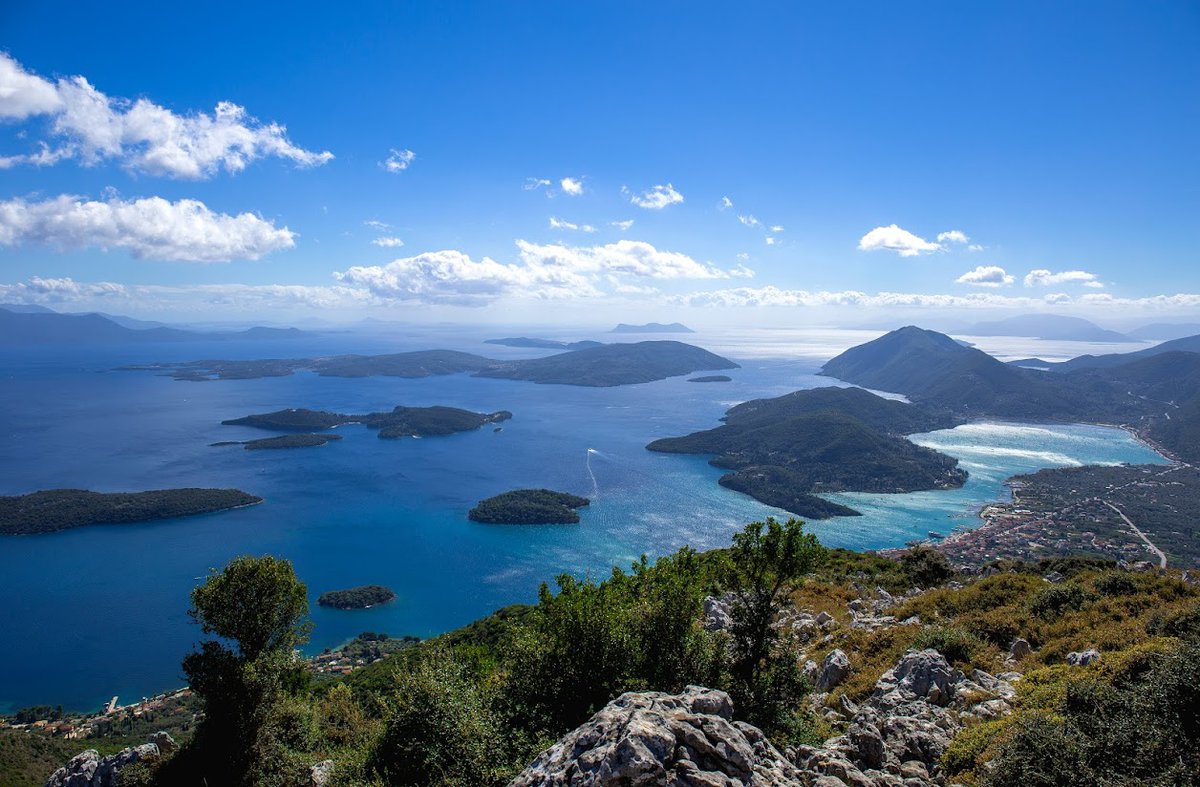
[
  {"left": 189, "top": 554, "right": 312, "bottom": 661},
  {"left": 165, "top": 555, "right": 313, "bottom": 786},
  {"left": 722, "top": 517, "right": 824, "bottom": 733}
]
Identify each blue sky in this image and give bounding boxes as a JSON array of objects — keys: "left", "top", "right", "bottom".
[{"left": 1, "top": 1, "right": 1197, "bottom": 325}]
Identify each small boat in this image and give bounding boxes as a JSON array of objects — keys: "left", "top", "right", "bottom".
[
  {"left": 927, "top": 531, "right": 945, "bottom": 540},
  {"left": 493, "top": 427, "right": 503, "bottom": 433}
]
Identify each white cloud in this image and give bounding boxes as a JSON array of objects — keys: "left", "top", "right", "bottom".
[
  {"left": 858, "top": 224, "right": 942, "bottom": 257},
  {"left": 610, "top": 219, "right": 634, "bottom": 231},
  {"left": 738, "top": 214, "right": 761, "bottom": 228},
  {"left": 332, "top": 239, "right": 750, "bottom": 307},
  {"left": 0, "top": 53, "right": 331, "bottom": 178},
  {"left": 381, "top": 148, "right": 415, "bottom": 173},
  {"left": 363, "top": 219, "right": 392, "bottom": 231},
  {"left": 627, "top": 183, "right": 684, "bottom": 210},
  {"left": 524, "top": 177, "right": 551, "bottom": 190},
  {"left": 968, "top": 244, "right": 984, "bottom": 252},
  {"left": 956, "top": 265, "right": 1013, "bottom": 287},
  {"left": 720, "top": 196, "right": 733, "bottom": 210},
  {"left": 0, "top": 194, "right": 295, "bottom": 262},
  {"left": 548, "top": 217, "right": 596, "bottom": 233},
  {"left": 769, "top": 225, "right": 784, "bottom": 233},
  {"left": 936, "top": 229, "right": 970, "bottom": 244},
  {"left": 0, "top": 52, "right": 63, "bottom": 119},
  {"left": 371, "top": 236, "right": 405, "bottom": 248},
  {"left": 560, "top": 177, "right": 584, "bottom": 196},
  {"left": 1023, "top": 269, "right": 1103, "bottom": 288},
  {"left": 672, "top": 287, "right": 1200, "bottom": 312},
  {"left": 765, "top": 236, "right": 778, "bottom": 246}
]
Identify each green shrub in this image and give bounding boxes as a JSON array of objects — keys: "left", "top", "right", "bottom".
[
  {"left": 1145, "top": 603, "right": 1200, "bottom": 640},
  {"left": 913, "top": 626, "right": 982, "bottom": 664},
  {"left": 1028, "top": 583, "right": 1095, "bottom": 620},
  {"left": 899, "top": 545, "right": 954, "bottom": 588},
  {"left": 1092, "top": 571, "right": 1137, "bottom": 597}
]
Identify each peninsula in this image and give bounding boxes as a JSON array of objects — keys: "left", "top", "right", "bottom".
[
  {"left": 126, "top": 341, "right": 734, "bottom": 387},
  {"left": 687, "top": 375, "right": 732, "bottom": 383},
  {"left": 316, "top": 585, "right": 397, "bottom": 610},
  {"left": 468, "top": 489, "right": 590, "bottom": 524},
  {"left": 647, "top": 386, "right": 967, "bottom": 518},
  {"left": 474, "top": 341, "right": 737, "bottom": 386},
  {"left": 0, "top": 488, "right": 262, "bottom": 535}
]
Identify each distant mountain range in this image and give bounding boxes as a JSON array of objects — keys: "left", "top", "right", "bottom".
[
  {"left": 0, "top": 305, "right": 311, "bottom": 345},
  {"left": 610, "top": 322, "right": 694, "bottom": 334},
  {"left": 958, "top": 314, "right": 1137, "bottom": 343},
  {"left": 821, "top": 325, "right": 1200, "bottom": 462}
]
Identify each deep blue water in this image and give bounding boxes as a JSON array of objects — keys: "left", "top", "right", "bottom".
[{"left": 0, "top": 330, "right": 1168, "bottom": 712}]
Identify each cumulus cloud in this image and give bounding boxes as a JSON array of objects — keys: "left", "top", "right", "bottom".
[
  {"left": 1023, "top": 269, "right": 1103, "bottom": 288},
  {"left": 371, "top": 236, "right": 405, "bottom": 248},
  {"left": 858, "top": 224, "right": 942, "bottom": 257},
  {"left": 610, "top": 219, "right": 634, "bottom": 231},
  {"left": 524, "top": 177, "right": 551, "bottom": 191},
  {"left": 720, "top": 196, "right": 733, "bottom": 210},
  {"left": 627, "top": 183, "right": 684, "bottom": 210},
  {"left": 769, "top": 225, "right": 784, "bottom": 233},
  {"left": 956, "top": 265, "right": 1014, "bottom": 287},
  {"left": 936, "top": 230, "right": 970, "bottom": 244},
  {"left": 968, "top": 244, "right": 984, "bottom": 252},
  {"left": 560, "top": 177, "right": 583, "bottom": 196},
  {"left": 765, "top": 236, "right": 778, "bottom": 246},
  {"left": 0, "top": 53, "right": 331, "bottom": 178},
  {"left": 738, "top": 214, "right": 761, "bottom": 227},
  {"left": 0, "top": 194, "right": 295, "bottom": 261},
  {"left": 363, "top": 219, "right": 392, "bottom": 231},
  {"left": 332, "top": 239, "right": 749, "bottom": 307},
  {"left": 381, "top": 148, "right": 415, "bottom": 173}
]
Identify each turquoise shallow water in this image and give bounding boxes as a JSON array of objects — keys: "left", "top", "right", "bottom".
[{"left": 0, "top": 332, "right": 1168, "bottom": 712}]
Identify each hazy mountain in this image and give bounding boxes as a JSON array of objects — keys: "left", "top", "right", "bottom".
[
  {"left": 959, "top": 314, "right": 1135, "bottom": 342},
  {"left": 1127, "top": 323, "right": 1200, "bottom": 341},
  {"left": 1052, "top": 332, "right": 1200, "bottom": 372},
  {"left": 610, "top": 322, "right": 694, "bottom": 334},
  {"left": 0, "top": 305, "right": 312, "bottom": 345}
]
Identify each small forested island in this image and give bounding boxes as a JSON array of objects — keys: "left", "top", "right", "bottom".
[
  {"left": 468, "top": 489, "right": 590, "bottom": 524},
  {"left": 475, "top": 341, "right": 737, "bottom": 386},
  {"left": 316, "top": 585, "right": 397, "bottom": 610},
  {"left": 610, "top": 322, "right": 694, "bottom": 333},
  {"left": 223, "top": 406, "right": 512, "bottom": 439},
  {"left": 124, "top": 349, "right": 494, "bottom": 382},
  {"left": 687, "top": 375, "right": 732, "bottom": 383},
  {"left": 648, "top": 386, "right": 966, "bottom": 518},
  {"left": 211, "top": 434, "right": 343, "bottom": 450},
  {"left": 0, "top": 488, "right": 262, "bottom": 535}
]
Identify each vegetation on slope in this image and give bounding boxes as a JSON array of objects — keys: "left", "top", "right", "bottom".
[
  {"left": 223, "top": 406, "right": 512, "bottom": 439},
  {"left": 467, "top": 489, "right": 590, "bottom": 524},
  {"left": 0, "top": 488, "right": 261, "bottom": 535}
]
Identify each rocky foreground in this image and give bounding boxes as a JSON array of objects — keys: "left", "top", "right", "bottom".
[{"left": 508, "top": 646, "right": 1017, "bottom": 787}]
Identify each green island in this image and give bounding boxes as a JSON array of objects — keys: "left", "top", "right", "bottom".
[
  {"left": 468, "top": 489, "right": 590, "bottom": 524},
  {"left": 211, "top": 434, "right": 342, "bottom": 450},
  {"left": 316, "top": 585, "right": 397, "bottom": 610},
  {"left": 132, "top": 340, "right": 739, "bottom": 387},
  {"left": 0, "top": 488, "right": 262, "bottom": 536},
  {"left": 687, "top": 375, "right": 732, "bottom": 383},
  {"left": 222, "top": 406, "right": 512, "bottom": 439},
  {"left": 647, "top": 386, "right": 967, "bottom": 518}
]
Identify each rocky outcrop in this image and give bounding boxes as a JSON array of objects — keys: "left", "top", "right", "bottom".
[
  {"left": 44, "top": 743, "right": 160, "bottom": 787},
  {"left": 508, "top": 685, "right": 804, "bottom": 786},
  {"left": 816, "top": 649, "right": 851, "bottom": 692},
  {"left": 510, "top": 649, "right": 1019, "bottom": 787},
  {"left": 1066, "top": 649, "right": 1100, "bottom": 666},
  {"left": 789, "top": 649, "right": 1018, "bottom": 786},
  {"left": 702, "top": 593, "right": 734, "bottom": 632}
]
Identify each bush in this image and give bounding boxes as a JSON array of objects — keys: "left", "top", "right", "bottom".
[
  {"left": 1028, "top": 583, "right": 1094, "bottom": 620},
  {"left": 1145, "top": 603, "right": 1200, "bottom": 640},
  {"left": 899, "top": 546, "right": 954, "bottom": 588},
  {"left": 913, "top": 626, "right": 983, "bottom": 664},
  {"left": 368, "top": 651, "right": 507, "bottom": 787},
  {"left": 1092, "top": 571, "right": 1137, "bottom": 597},
  {"left": 985, "top": 712, "right": 1092, "bottom": 787},
  {"left": 959, "top": 610, "right": 1020, "bottom": 649}
]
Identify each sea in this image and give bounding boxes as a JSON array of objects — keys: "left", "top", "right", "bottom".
[{"left": 0, "top": 326, "right": 1168, "bottom": 712}]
